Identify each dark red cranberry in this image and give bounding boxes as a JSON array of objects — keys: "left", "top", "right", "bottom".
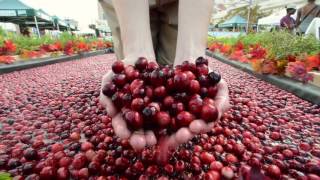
[
  {"left": 57, "top": 167, "right": 69, "bottom": 180},
  {"left": 200, "top": 152, "right": 215, "bottom": 164},
  {"left": 175, "top": 160, "right": 185, "bottom": 172},
  {"left": 154, "top": 86, "right": 167, "bottom": 99},
  {"left": 170, "top": 102, "right": 185, "bottom": 115},
  {"left": 112, "top": 74, "right": 127, "bottom": 87},
  {"left": 173, "top": 72, "right": 190, "bottom": 90},
  {"left": 130, "top": 79, "right": 144, "bottom": 92},
  {"left": 102, "top": 82, "right": 117, "bottom": 97},
  {"left": 22, "top": 162, "right": 35, "bottom": 175},
  {"left": 197, "top": 64, "right": 209, "bottom": 75},
  {"left": 267, "top": 165, "right": 281, "bottom": 178},
  {"left": 123, "top": 111, "right": 143, "bottom": 130},
  {"left": 135, "top": 57, "right": 148, "bottom": 71},
  {"left": 115, "top": 157, "right": 129, "bottom": 170},
  {"left": 40, "top": 166, "right": 56, "bottom": 179},
  {"left": 147, "top": 61, "right": 159, "bottom": 72},
  {"left": 23, "top": 148, "right": 38, "bottom": 161},
  {"left": 208, "top": 71, "right": 221, "bottom": 85},
  {"left": 25, "top": 174, "right": 40, "bottom": 180},
  {"left": 112, "top": 60, "right": 125, "bottom": 74},
  {"left": 78, "top": 168, "right": 89, "bottom": 179},
  {"left": 196, "top": 57, "right": 209, "bottom": 66},
  {"left": 189, "top": 80, "right": 201, "bottom": 94},
  {"left": 188, "top": 97, "right": 203, "bottom": 115},
  {"left": 208, "top": 86, "right": 218, "bottom": 98},
  {"left": 131, "top": 98, "right": 145, "bottom": 111},
  {"left": 88, "top": 161, "right": 101, "bottom": 174},
  {"left": 155, "top": 111, "right": 171, "bottom": 128},
  {"left": 72, "top": 153, "right": 87, "bottom": 169},
  {"left": 164, "top": 164, "right": 174, "bottom": 174},
  {"left": 176, "top": 111, "right": 195, "bottom": 127},
  {"left": 150, "top": 69, "right": 166, "bottom": 87},
  {"left": 7, "top": 158, "right": 21, "bottom": 169},
  {"left": 163, "top": 96, "right": 175, "bottom": 109},
  {"left": 201, "top": 104, "right": 219, "bottom": 122}
]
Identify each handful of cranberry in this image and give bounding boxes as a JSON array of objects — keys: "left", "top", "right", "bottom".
[{"left": 102, "top": 57, "right": 221, "bottom": 136}]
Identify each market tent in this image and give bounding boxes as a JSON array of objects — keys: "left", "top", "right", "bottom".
[
  {"left": 52, "top": 16, "right": 77, "bottom": 31},
  {"left": 0, "top": 0, "right": 54, "bottom": 36},
  {"left": 218, "top": 15, "right": 247, "bottom": 28}
]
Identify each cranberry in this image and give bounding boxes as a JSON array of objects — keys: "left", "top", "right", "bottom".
[
  {"left": 200, "top": 152, "right": 215, "bottom": 164},
  {"left": 197, "top": 64, "right": 209, "bottom": 75},
  {"left": 176, "top": 111, "right": 195, "bottom": 127},
  {"left": 208, "top": 71, "right": 221, "bottom": 85},
  {"left": 204, "top": 170, "right": 220, "bottom": 180},
  {"left": 173, "top": 72, "right": 190, "bottom": 90},
  {"left": 207, "top": 86, "right": 218, "bottom": 98},
  {"left": 59, "top": 157, "right": 72, "bottom": 167},
  {"left": 131, "top": 98, "right": 145, "bottom": 111},
  {"left": 135, "top": 57, "right": 148, "bottom": 71},
  {"left": 188, "top": 97, "right": 203, "bottom": 115},
  {"left": 210, "top": 161, "right": 224, "bottom": 171},
  {"left": 130, "top": 79, "right": 144, "bottom": 92},
  {"left": 23, "top": 148, "right": 38, "bottom": 161},
  {"left": 155, "top": 111, "right": 171, "bottom": 128},
  {"left": 164, "top": 164, "right": 174, "bottom": 174},
  {"left": 201, "top": 104, "right": 219, "bottom": 122},
  {"left": 189, "top": 80, "right": 201, "bottom": 94},
  {"left": 40, "top": 166, "right": 56, "bottom": 179},
  {"left": 78, "top": 168, "right": 89, "bottom": 179},
  {"left": 266, "top": 165, "right": 281, "bottom": 178},
  {"left": 112, "top": 60, "right": 125, "bottom": 74},
  {"left": 57, "top": 167, "right": 69, "bottom": 179},
  {"left": 147, "top": 61, "right": 159, "bottom": 72},
  {"left": 51, "top": 143, "right": 64, "bottom": 153},
  {"left": 175, "top": 160, "right": 185, "bottom": 172},
  {"left": 221, "top": 166, "right": 234, "bottom": 180},
  {"left": 102, "top": 82, "right": 117, "bottom": 97},
  {"left": 154, "top": 86, "right": 167, "bottom": 99},
  {"left": 123, "top": 111, "right": 143, "bottom": 130},
  {"left": 115, "top": 157, "right": 129, "bottom": 170},
  {"left": 196, "top": 57, "right": 208, "bottom": 66},
  {"left": 163, "top": 96, "right": 175, "bottom": 109},
  {"left": 150, "top": 69, "right": 166, "bottom": 87},
  {"left": 112, "top": 74, "right": 127, "bottom": 87},
  {"left": 72, "top": 153, "right": 87, "bottom": 169}
]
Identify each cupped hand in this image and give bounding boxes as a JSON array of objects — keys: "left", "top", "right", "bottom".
[
  {"left": 158, "top": 79, "right": 230, "bottom": 162},
  {"left": 99, "top": 71, "right": 157, "bottom": 150}
]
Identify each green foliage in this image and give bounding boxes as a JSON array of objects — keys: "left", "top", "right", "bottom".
[
  {"left": 0, "top": 172, "right": 11, "bottom": 180},
  {"left": 210, "top": 31, "right": 320, "bottom": 60}
]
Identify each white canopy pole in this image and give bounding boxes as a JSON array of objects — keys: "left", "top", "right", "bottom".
[
  {"left": 246, "top": 0, "right": 253, "bottom": 33},
  {"left": 34, "top": 16, "right": 41, "bottom": 38}
]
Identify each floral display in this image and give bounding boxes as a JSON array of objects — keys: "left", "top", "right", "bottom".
[{"left": 208, "top": 32, "right": 320, "bottom": 83}]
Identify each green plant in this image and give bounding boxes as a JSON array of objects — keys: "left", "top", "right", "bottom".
[{"left": 0, "top": 172, "right": 11, "bottom": 180}]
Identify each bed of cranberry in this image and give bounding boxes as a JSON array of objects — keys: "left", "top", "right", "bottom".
[{"left": 0, "top": 54, "right": 319, "bottom": 180}]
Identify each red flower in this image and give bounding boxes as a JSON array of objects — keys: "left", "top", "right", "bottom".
[
  {"left": 234, "top": 41, "right": 244, "bottom": 51},
  {"left": 249, "top": 44, "right": 267, "bottom": 59},
  {"left": 306, "top": 54, "right": 320, "bottom": 71},
  {"left": 0, "top": 55, "right": 15, "bottom": 64},
  {"left": 0, "top": 40, "right": 16, "bottom": 55}
]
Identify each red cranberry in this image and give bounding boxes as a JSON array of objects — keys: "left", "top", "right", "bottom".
[
  {"left": 135, "top": 57, "right": 148, "bottom": 71},
  {"left": 188, "top": 97, "right": 203, "bottom": 115},
  {"left": 23, "top": 148, "right": 38, "bottom": 160},
  {"left": 270, "top": 132, "right": 281, "bottom": 140},
  {"left": 185, "top": 71, "right": 196, "bottom": 81},
  {"left": 112, "top": 60, "right": 125, "bottom": 74},
  {"left": 189, "top": 80, "right": 201, "bottom": 94},
  {"left": 155, "top": 111, "right": 171, "bottom": 128},
  {"left": 163, "top": 96, "right": 175, "bottom": 109},
  {"left": 197, "top": 64, "right": 209, "bottom": 75},
  {"left": 150, "top": 69, "right": 165, "bottom": 86},
  {"left": 208, "top": 86, "right": 218, "bottom": 98},
  {"left": 210, "top": 161, "right": 224, "bottom": 171},
  {"left": 204, "top": 170, "right": 220, "bottom": 180},
  {"left": 40, "top": 166, "right": 56, "bottom": 179},
  {"left": 57, "top": 167, "right": 69, "bottom": 180},
  {"left": 59, "top": 157, "right": 72, "bottom": 167},
  {"left": 51, "top": 143, "right": 64, "bottom": 153},
  {"left": 267, "top": 165, "right": 281, "bottom": 178},
  {"left": 170, "top": 102, "right": 185, "bottom": 115},
  {"left": 174, "top": 72, "right": 190, "bottom": 90},
  {"left": 115, "top": 157, "right": 129, "bottom": 170},
  {"left": 208, "top": 71, "right": 221, "bottom": 85},
  {"left": 78, "top": 168, "right": 89, "bottom": 179},
  {"left": 196, "top": 57, "right": 209, "bottom": 66},
  {"left": 164, "top": 164, "right": 174, "bottom": 174},
  {"left": 221, "top": 166, "right": 234, "bottom": 180},
  {"left": 176, "top": 111, "right": 195, "bottom": 127},
  {"left": 200, "top": 152, "right": 215, "bottom": 164},
  {"left": 112, "top": 74, "right": 127, "bottom": 87},
  {"left": 81, "top": 142, "right": 93, "bottom": 151},
  {"left": 175, "top": 160, "right": 185, "bottom": 172},
  {"left": 154, "top": 86, "right": 167, "bottom": 99},
  {"left": 131, "top": 98, "right": 145, "bottom": 111},
  {"left": 147, "top": 62, "right": 159, "bottom": 72},
  {"left": 102, "top": 82, "right": 117, "bottom": 97},
  {"left": 123, "top": 111, "right": 143, "bottom": 130},
  {"left": 72, "top": 153, "right": 87, "bottom": 169},
  {"left": 146, "top": 165, "right": 159, "bottom": 176},
  {"left": 130, "top": 79, "right": 144, "bottom": 92},
  {"left": 201, "top": 104, "right": 219, "bottom": 122}
]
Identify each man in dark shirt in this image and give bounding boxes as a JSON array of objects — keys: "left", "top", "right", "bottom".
[
  {"left": 280, "top": 5, "right": 296, "bottom": 32},
  {"left": 296, "top": 0, "right": 320, "bottom": 33}
]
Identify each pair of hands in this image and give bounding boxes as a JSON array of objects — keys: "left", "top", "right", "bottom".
[{"left": 99, "top": 65, "right": 230, "bottom": 155}]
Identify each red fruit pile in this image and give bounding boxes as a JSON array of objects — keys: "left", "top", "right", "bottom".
[
  {"left": 102, "top": 57, "right": 221, "bottom": 135},
  {"left": 0, "top": 54, "right": 319, "bottom": 180}
]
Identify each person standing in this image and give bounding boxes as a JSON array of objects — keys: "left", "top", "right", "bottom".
[
  {"left": 296, "top": 0, "right": 320, "bottom": 34},
  {"left": 280, "top": 5, "right": 297, "bottom": 32}
]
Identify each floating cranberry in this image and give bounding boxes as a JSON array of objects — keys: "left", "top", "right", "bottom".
[
  {"left": 200, "top": 152, "right": 215, "bottom": 164},
  {"left": 189, "top": 80, "right": 201, "bottom": 94},
  {"left": 57, "top": 167, "right": 69, "bottom": 180},
  {"left": 154, "top": 86, "right": 167, "bottom": 99},
  {"left": 188, "top": 97, "right": 203, "bottom": 115},
  {"left": 112, "top": 74, "right": 127, "bottom": 87},
  {"left": 147, "top": 61, "right": 159, "bottom": 72},
  {"left": 102, "top": 82, "right": 117, "bottom": 97},
  {"left": 208, "top": 71, "right": 221, "bottom": 85},
  {"left": 221, "top": 166, "right": 234, "bottom": 180},
  {"left": 174, "top": 72, "right": 190, "bottom": 90},
  {"left": 131, "top": 98, "right": 145, "bottom": 111},
  {"left": 23, "top": 148, "right": 38, "bottom": 161},
  {"left": 267, "top": 165, "right": 281, "bottom": 178},
  {"left": 40, "top": 166, "right": 56, "bottom": 179},
  {"left": 155, "top": 111, "right": 171, "bottom": 128},
  {"left": 196, "top": 57, "right": 209, "bottom": 66}
]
